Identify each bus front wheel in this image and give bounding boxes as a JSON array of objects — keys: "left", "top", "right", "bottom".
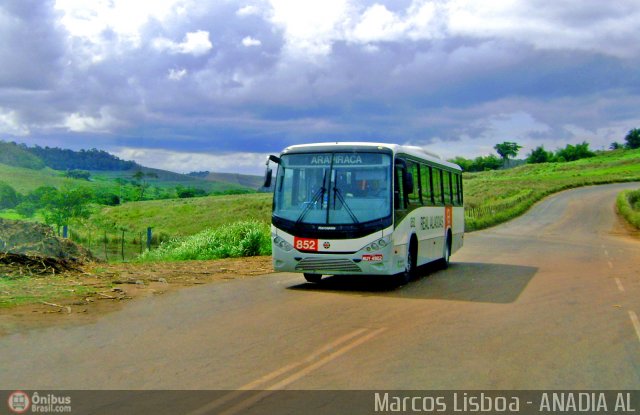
[
  {"left": 304, "top": 273, "right": 322, "bottom": 283},
  {"left": 400, "top": 240, "right": 417, "bottom": 285}
]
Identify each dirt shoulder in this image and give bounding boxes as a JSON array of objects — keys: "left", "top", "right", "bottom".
[{"left": 0, "top": 256, "right": 273, "bottom": 336}]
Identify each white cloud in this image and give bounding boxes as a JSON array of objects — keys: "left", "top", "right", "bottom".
[
  {"left": 0, "top": 108, "right": 30, "bottom": 136},
  {"left": 168, "top": 68, "right": 188, "bottom": 80},
  {"left": 446, "top": 0, "right": 640, "bottom": 58},
  {"left": 153, "top": 30, "right": 213, "bottom": 56},
  {"left": 242, "top": 36, "right": 262, "bottom": 47},
  {"left": 236, "top": 5, "right": 261, "bottom": 17},
  {"left": 350, "top": 2, "right": 440, "bottom": 43},
  {"left": 267, "top": 0, "right": 352, "bottom": 56},
  {"left": 54, "top": 0, "right": 190, "bottom": 62},
  {"left": 63, "top": 108, "right": 120, "bottom": 133},
  {"left": 112, "top": 148, "right": 270, "bottom": 175}
]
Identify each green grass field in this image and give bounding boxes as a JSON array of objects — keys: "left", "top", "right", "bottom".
[
  {"left": 0, "top": 164, "right": 82, "bottom": 193},
  {"left": 95, "top": 192, "right": 272, "bottom": 237}
]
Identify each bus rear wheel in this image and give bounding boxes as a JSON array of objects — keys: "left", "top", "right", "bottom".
[{"left": 304, "top": 273, "right": 322, "bottom": 283}]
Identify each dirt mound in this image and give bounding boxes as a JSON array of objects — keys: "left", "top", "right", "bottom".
[{"left": 0, "top": 218, "right": 94, "bottom": 275}]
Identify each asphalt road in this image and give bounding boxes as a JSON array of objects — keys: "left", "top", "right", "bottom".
[{"left": 1, "top": 183, "right": 639, "bottom": 407}]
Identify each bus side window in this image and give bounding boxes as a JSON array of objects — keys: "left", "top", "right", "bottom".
[
  {"left": 394, "top": 165, "right": 406, "bottom": 210},
  {"left": 420, "top": 164, "right": 433, "bottom": 205},
  {"left": 444, "top": 171, "right": 453, "bottom": 205},
  {"left": 407, "top": 161, "right": 421, "bottom": 206},
  {"left": 458, "top": 174, "right": 464, "bottom": 205},
  {"left": 432, "top": 168, "right": 443, "bottom": 205}
]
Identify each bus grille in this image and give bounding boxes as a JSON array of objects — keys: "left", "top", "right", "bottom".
[{"left": 295, "top": 258, "right": 362, "bottom": 273}]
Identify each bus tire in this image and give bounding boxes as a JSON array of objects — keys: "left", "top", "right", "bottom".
[
  {"left": 440, "top": 232, "right": 452, "bottom": 269},
  {"left": 304, "top": 273, "right": 322, "bottom": 283},
  {"left": 400, "top": 238, "right": 417, "bottom": 284}
]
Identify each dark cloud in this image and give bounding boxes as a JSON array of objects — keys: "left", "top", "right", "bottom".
[{"left": 0, "top": 1, "right": 639, "bottom": 174}]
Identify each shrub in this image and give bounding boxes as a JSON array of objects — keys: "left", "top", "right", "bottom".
[
  {"left": 139, "top": 220, "right": 271, "bottom": 261},
  {"left": 616, "top": 189, "right": 640, "bottom": 229}
]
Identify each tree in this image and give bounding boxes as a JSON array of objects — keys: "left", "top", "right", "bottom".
[
  {"left": 624, "top": 128, "right": 640, "bottom": 149},
  {"left": 0, "top": 181, "right": 19, "bottom": 209},
  {"left": 131, "top": 170, "right": 158, "bottom": 200},
  {"left": 65, "top": 169, "right": 91, "bottom": 180},
  {"left": 554, "top": 141, "right": 595, "bottom": 162},
  {"left": 494, "top": 142, "right": 522, "bottom": 167},
  {"left": 40, "top": 186, "right": 94, "bottom": 235},
  {"left": 609, "top": 142, "right": 623, "bottom": 150},
  {"left": 526, "top": 146, "right": 553, "bottom": 164}
]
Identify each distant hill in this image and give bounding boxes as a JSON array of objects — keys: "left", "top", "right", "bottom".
[
  {"left": 25, "top": 145, "right": 138, "bottom": 171},
  {"left": 0, "top": 142, "right": 46, "bottom": 169},
  {"left": 188, "top": 171, "right": 265, "bottom": 190},
  {"left": 92, "top": 167, "right": 252, "bottom": 193},
  {"left": 0, "top": 141, "right": 259, "bottom": 193}
]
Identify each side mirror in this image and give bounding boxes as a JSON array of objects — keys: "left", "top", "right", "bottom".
[
  {"left": 263, "top": 168, "right": 273, "bottom": 188},
  {"left": 263, "top": 155, "right": 280, "bottom": 188}
]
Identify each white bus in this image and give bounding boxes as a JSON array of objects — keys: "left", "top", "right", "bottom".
[{"left": 264, "top": 142, "right": 464, "bottom": 284}]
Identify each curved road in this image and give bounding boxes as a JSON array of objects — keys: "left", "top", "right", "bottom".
[{"left": 1, "top": 183, "right": 639, "bottom": 397}]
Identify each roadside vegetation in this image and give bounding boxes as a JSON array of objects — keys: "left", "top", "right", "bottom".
[
  {"left": 616, "top": 188, "right": 640, "bottom": 230},
  {"left": 139, "top": 220, "right": 270, "bottom": 262},
  {"left": 464, "top": 148, "right": 640, "bottom": 230}
]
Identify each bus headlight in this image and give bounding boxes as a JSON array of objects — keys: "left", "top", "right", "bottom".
[
  {"left": 362, "top": 236, "right": 390, "bottom": 252},
  {"left": 273, "top": 236, "right": 293, "bottom": 252}
]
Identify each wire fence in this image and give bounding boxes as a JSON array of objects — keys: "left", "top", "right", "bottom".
[{"left": 67, "top": 226, "right": 167, "bottom": 262}]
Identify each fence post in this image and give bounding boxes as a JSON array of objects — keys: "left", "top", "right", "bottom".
[
  {"left": 147, "top": 227, "right": 152, "bottom": 251},
  {"left": 104, "top": 230, "right": 108, "bottom": 261}
]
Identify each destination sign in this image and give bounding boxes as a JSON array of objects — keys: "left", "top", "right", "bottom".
[{"left": 284, "top": 153, "right": 387, "bottom": 167}]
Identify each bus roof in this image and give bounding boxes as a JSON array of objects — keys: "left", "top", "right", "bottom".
[{"left": 282, "top": 142, "right": 462, "bottom": 171}]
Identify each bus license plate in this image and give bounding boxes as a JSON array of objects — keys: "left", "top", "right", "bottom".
[
  {"left": 294, "top": 237, "right": 318, "bottom": 252},
  {"left": 362, "top": 254, "right": 383, "bottom": 262}
]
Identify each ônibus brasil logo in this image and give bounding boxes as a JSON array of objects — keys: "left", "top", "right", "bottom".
[{"left": 8, "top": 390, "right": 30, "bottom": 414}]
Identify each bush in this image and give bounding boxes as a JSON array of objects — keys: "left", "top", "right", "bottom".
[
  {"left": 554, "top": 142, "right": 595, "bottom": 162},
  {"left": 616, "top": 189, "right": 640, "bottom": 229},
  {"left": 139, "top": 220, "right": 271, "bottom": 261},
  {"left": 625, "top": 128, "right": 640, "bottom": 149}
]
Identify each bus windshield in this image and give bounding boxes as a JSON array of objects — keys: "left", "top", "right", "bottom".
[{"left": 274, "top": 152, "right": 392, "bottom": 225}]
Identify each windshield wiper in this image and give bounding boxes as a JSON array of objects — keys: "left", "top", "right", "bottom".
[
  {"left": 333, "top": 186, "right": 360, "bottom": 224},
  {"left": 296, "top": 170, "right": 327, "bottom": 224}
]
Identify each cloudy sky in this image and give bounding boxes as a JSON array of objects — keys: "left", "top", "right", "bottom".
[{"left": 1, "top": 0, "right": 639, "bottom": 175}]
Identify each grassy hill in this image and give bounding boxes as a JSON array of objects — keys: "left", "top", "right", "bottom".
[
  {"left": 0, "top": 142, "right": 46, "bottom": 170},
  {"left": 463, "top": 148, "right": 640, "bottom": 230},
  {"left": 95, "top": 193, "right": 272, "bottom": 238},
  {"left": 0, "top": 163, "right": 93, "bottom": 193},
  {"left": 202, "top": 172, "right": 265, "bottom": 190},
  {"left": 90, "top": 167, "right": 251, "bottom": 194},
  {"left": 0, "top": 140, "right": 256, "bottom": 195}
]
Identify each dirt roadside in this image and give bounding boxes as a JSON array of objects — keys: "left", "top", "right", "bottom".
[{"left": 0, "top": 256, "right": 274, "bottom": 336}]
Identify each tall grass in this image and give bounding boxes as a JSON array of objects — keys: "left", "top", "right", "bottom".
[
  {"left": 616, "top": 189, "right": 640, "bottom": 229},
  {"left": 139, "top": 220, "right": 271, "bottom": 262}
]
